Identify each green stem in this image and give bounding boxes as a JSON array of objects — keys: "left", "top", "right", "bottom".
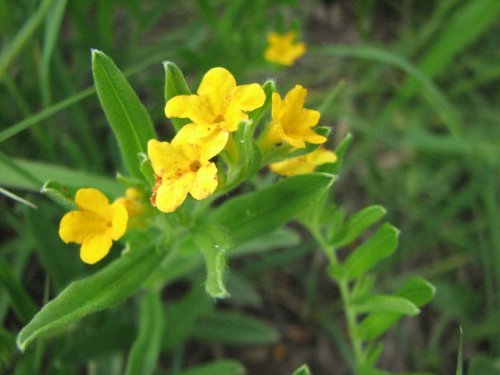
[{"left": 309, "top": 226, "right": 365, "bottom": 372}]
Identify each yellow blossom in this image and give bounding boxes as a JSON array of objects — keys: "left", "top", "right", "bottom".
[
  {"left": 165, "top": 67, "right": 265, "bottom": 136},
  {"left": 269, "top": 147, "right": 337, "bottom": 176},
  {"left": 59, "top": 188, "right": 128, "bottom": 264},
  {"left": 148, "top": 123, "right": 227, "bottom": 213},
  {"left": 264, "top": 32, "right": 306, "bottom": 66},
  {"left": 265, "top": 85, "right": 327, "bottom": 148},
  {"left": 114, "top": 187, "right": 146, "bottom": 227}
]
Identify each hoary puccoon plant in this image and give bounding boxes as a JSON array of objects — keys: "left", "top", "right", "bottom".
[{"left": 16, "top": 50, "right": 435, "bottom": 375}]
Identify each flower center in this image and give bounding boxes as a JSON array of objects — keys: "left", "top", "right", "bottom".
[
  {"left": 213, "top": 115, "right": 225, "bottom": 123},
  {"left": 190, "top": 160, "right": 201, "bottom": 172}
]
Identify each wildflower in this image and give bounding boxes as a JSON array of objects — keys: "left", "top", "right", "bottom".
[
  {"left": 115, "top": 187, "right": 147, "bottom": 226},
  {"left": 265, "top": 85, "right": 327, "bottom": 148},
  {"left": 269, "top": 147, "right": 337, "bottom": 176},
  {"left": 264, "top": 32, "right": 306, "bottom": 66},
  {"left": 165, "top": 67, "right": 265, "bottom": 136},
  {"left": 59, "top": 188, "right": 128, "bottom": 264},
  {"left": 148, "top": 123, "right": 227, "bottom": 213}
]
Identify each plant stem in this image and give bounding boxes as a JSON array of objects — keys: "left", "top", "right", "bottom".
[{"left": 309, "top": 226, "right": 365, "bottom": 372}]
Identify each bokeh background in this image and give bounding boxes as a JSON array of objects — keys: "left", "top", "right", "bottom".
[{"left": 1, "top": 0, "right": 499, "bottom": 374}]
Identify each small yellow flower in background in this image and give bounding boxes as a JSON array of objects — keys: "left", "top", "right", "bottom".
[
  {"left": 264, "top": 32, "right": 306, "bottom": 66},
  {"left": 269, "top": 147, "right": 337, "bottom": 176},
  {"left": 59, "top": 188, "right": 128, "bottom": 264},
  {"left": 165, "top": 67, "right": 265, "bottom": 136},
  {"left": 148, "top": 123, "right": 227, "bottom": 213},
  {"left": 265, "top": 85, "right": 327, "bottom": 148},
  {"left": 114, "top": 187, "right": 146, "bottom": 225}
]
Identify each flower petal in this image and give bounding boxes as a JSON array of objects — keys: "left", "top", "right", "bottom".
[
  {"left": 155, "top": 174, "right": 195, "bottom": 213},
  {"left": 165, "top": 95, "right": 213, "bottom": 126},
  {"left": 110, "top": 201, "right": 128, "bottom": 240},
  {"left": 303, "top": 130, "right": 327, "bottom": 145},
  {"left": 148, "top": 139, "right": 187, "bottom": 177},
  {"left": 190, "top": 162, "right": 218, "bottom": 200},
  {"left": 307, "top": 147, "right": 337, "bottom": 165},
  {"left": 197, "top": 67, "right": 236, "bottom": 114},
  {"left": 80, "top": 232, "right": 113, "bottom": 264},
  {"left": 74, "top": 188, "right": 110, "bottom": 217},
  {"left": 229, "top": 84, "right": 266, "bottom": 112},
  {"left": 200, "top": 130, "right": 229, "bottom": 160},
  {"left": 59, "top": 211, "right": 106, "bottom": 244}
]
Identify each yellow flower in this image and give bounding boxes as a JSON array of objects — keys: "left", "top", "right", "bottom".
[
  {"left": 59, "top": 188, "right": 128, "bottom": 264},
  {"left": 115, "top": 187, "right": 145, "bottom": 217},
  {"left": 269, "top": 147, "right": 337, "bottom": 176},
  {"left": 264, "top": 32, "right": 306, "bottom": 66},
  {"left": 148, "top": 123, "right": 228, "bottom": 213},
  {"left": 165, "top": 67, "right": 265, "bottom": 136},
  {"left": 265, "top": 85, "right": 327, "bottom": 148}
]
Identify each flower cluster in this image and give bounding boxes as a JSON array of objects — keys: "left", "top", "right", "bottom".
[{"left": 58, "top": 63, "right": 338, "bottom": 264}]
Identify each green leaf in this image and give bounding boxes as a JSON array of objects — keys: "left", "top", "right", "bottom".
[
  {"left": 40, "top": 181, "right": 76, "bottom": 210},
  {"left": 351, "top": 295, "right": 420, "bottom": 316},
  {"left": 213, "top": 173, "right": 335, "bottom": 244},
  {"left": 92, "top": 49, "right": 157, "bottom": 179},
  {"left": 16, "top": 245, "right": 165, "bottom": 351},
  {"left": 292, "top": 364, "right": 313, "bottom": 375},
  {"left": 27, "top": 205, "right": 85, "bottom": 291},
  {"left": 250, "top": 79, "right": 276, "bottom": 126},
  {"left": 163, "top": 61, "right": 191, "bottom": 132},
  {"left": 56, "top": 311, "right": 135, "bottom": 364},
  {"left": 193, "top": 310, "right": 279, "bottom": 346},
  {"left": 330, "top": 132, "right": 353, "bottom": 174},
  {"left": 231, "top": 227, "right": 300, "bottom": 257},
  {"left": 163, "top": 285, "right": 214, "bottom": 351},
  {"left": 332, "top": 205, "right": 386, "bottom": 247},
  {"left": 0, "top": 158, "right": 122, "bottom": 196},
  {"left": 193, "top": 223, "right": 235, "bottom": 298},
  {"left": 396, "top": 276, "right": 436, "bottom": 306},
  {"left": 179, "top": 360, "right": 245, "bottom": 375},
  {"left": 125, "top": 291, "right": 164, "bottom": 375},
  {"left": 231, "top": 121, "right": 262, "bottom": 181},
  {"left": 359, "top": 277, "right": 436, "bottom": 340},
  {"left": 0, "top": 257, "right": 37, "bottom": 323},
  {"left": 342, "top": 223, "right": 399, "bottom": 280}
]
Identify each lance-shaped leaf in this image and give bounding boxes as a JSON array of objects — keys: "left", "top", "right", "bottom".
[
  {"left": 331, "top": 205, "right": 386, "bottom": 247},
  {"left": 193, "top": 310, "right": 279, "bottom": 345},
  {"left": 342, "top": 223, "right": 399, "bottom": 281},
  {"left": 359, "top": 277, "right": 436, "bottom": 340},
  {"left": 164, "top": 61, "right": 191, "bottom": 132},
  {"left": 213, "top": 173, "right": 335, "bottom": 244},
  {"left": 125, "top": 291, "right": 165, "bottom": 375},
  {"left": 193, "top": 223, "right": 235, "bottom": 298},
  {"left": 17, "top": 245, "right": 165, "bottom": 351},
  {"left": 351, "top": 295, "right": 420, "bottom": 316},
  {"left": 92, "top": 50, "right": 157, "bottom": 179}
]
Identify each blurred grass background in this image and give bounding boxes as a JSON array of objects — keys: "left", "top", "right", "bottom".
[{"left": 0, "top": 0, "right": 499, "bottom": 374}]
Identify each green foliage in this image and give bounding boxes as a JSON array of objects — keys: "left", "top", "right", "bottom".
[
  {"left": 17, "top": 244, "right": 165, "bottom": 351},
  {"left": 125, "top": 292, "right": 164, "bottom": 375},
  {"left": 213, "top": 172, "right": 335, "bottom": 243},
  {"left": 1, "top": 0, "right": 497, "bottom": 373},
  {"left": 193, "top": 310, "right": 279, "bottom": 345},
  {"left": 92, "top": 50, "right": 157, "bottom": 180},
  {"left": 163, "top": 61, "right": 192, "bottom": 132}
]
